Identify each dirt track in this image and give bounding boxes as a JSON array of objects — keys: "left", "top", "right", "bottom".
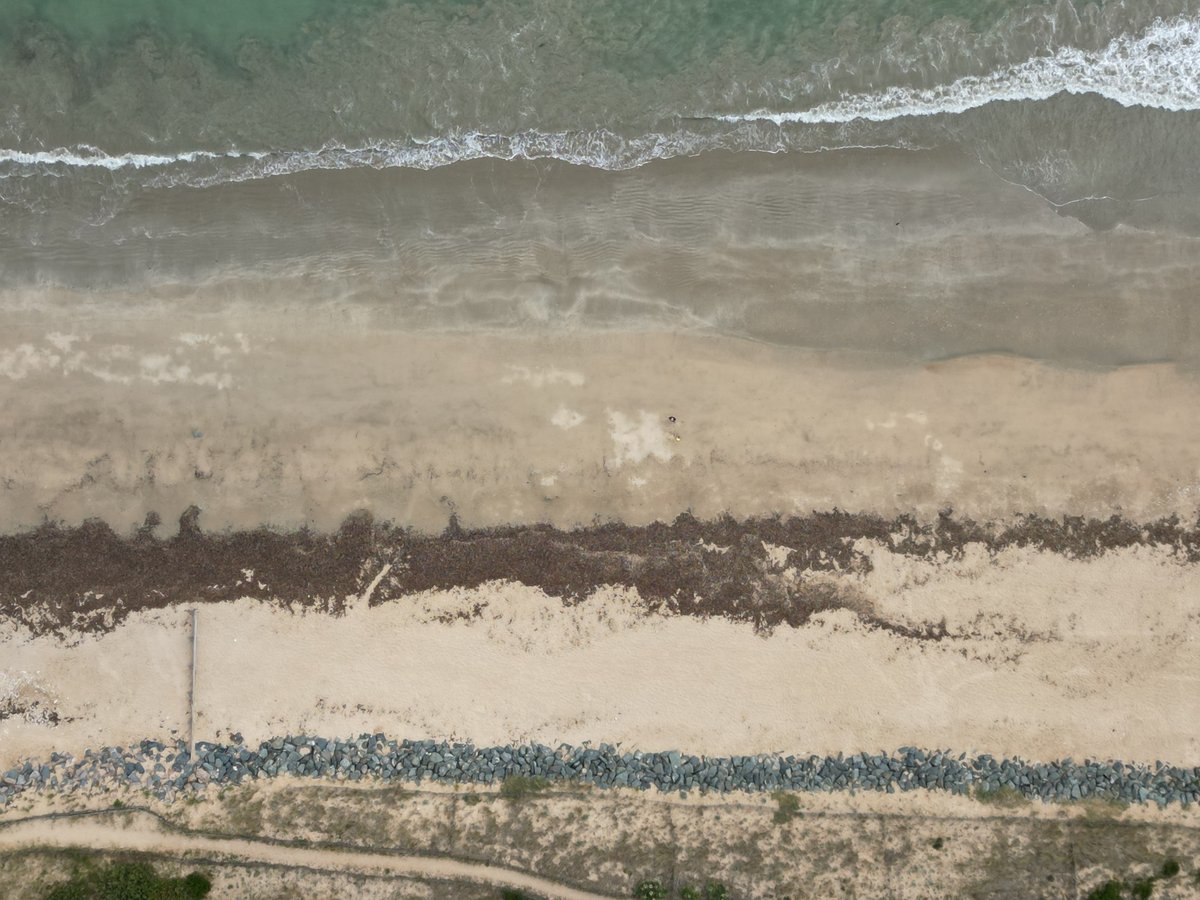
[{"left": 0, "top": 808, "right": 612, "bottom": 900}]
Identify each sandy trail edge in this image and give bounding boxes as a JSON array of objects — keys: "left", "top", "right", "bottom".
[{"left": 0, "top": 808, "right": 611, "bottom": 900}]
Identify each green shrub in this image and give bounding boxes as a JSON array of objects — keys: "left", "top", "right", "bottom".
[
  {"left": 633, "top": 879, "right": 667, "bottom": 900},
  {"left": 1161, "top": 860, "right": 1180, "bottom": 878},
  {"left": 680, "top": 888, "right": 701, "bottom": 900},
  {"left": 1084, "top": 881, "right": 1124, "bottom": 900},
  {"left": 182, "top": 873, "right": 213, "bottom": 898},
  {"left": 499, "top": 775, "right": 551, "bottom": 801},
  {"left": 1129, "top": 877, "right": 1156, "bottom": 900},
  {"left": 44, "top": 861, "right": 212, "bottom": 899},
  {"left": 500, "top": 891, "right": 529, "bottom": 900}
]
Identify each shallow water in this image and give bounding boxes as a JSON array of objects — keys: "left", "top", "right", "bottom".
[{"left": 3, "top": 0, "right": 1197, "bottom": 167}]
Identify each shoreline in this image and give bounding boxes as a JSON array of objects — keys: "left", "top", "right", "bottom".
[{"left": 7, "top": 3, "right": 1200, "bottom": 893}]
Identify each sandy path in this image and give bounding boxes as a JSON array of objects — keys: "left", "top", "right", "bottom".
[{"left": 0, "top": 809, "right": 612, "bottom": 900}]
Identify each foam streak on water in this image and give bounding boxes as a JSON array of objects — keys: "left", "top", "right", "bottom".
[{"left": 0, "top": 129, "right": 917, "bottom": 185}]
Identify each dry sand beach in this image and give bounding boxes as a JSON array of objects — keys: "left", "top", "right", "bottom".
[
  {"left": 3, "top": 328, "right": 1199, "bottom": 534},
  {"left": 4, "top": 544, "right": 1200, "bottom": 765}
]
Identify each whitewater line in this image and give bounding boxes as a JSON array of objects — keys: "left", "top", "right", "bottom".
[
  {"left": 0, "top": 145, "right": 267, "bottom": 170},
  {"left": 0, "top": 131, "right": 916, "bottom": 180}
]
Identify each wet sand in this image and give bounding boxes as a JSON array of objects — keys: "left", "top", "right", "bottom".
[{"left": 6, "top": 148, "right": 1200, "bottom": 363}]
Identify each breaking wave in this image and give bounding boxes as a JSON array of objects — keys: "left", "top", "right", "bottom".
[{"left": 720, "top": 15, "right": 1200, "bottom": 124}]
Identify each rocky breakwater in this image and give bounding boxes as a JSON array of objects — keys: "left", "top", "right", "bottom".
[{"left": 3, "top": 738, "right": 1199, "bottom": 808}]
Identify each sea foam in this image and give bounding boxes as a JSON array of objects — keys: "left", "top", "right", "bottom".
[
  {"left": 0, "top": 145, "right": 267, "bottom": 170},
  {"left": 0, "top": 130, "right": 714, "bottom": 178}
]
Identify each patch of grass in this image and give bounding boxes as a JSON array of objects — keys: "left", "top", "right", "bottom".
[
  {"left": 973, "top": 785, "right": 1029, "bottom": 808},
  {"left": 463, "top": 793, "right": 483, "bottom": 805},
  {"left": 772, "top": 791, "right": 800, "bottom": 824},
  {"left": 43, "top": 861, "right": 211, "bottom": 900},
  {"left": 500, "top": 891, "right": 529, "bottom": 900},
  {"left": 499, "top": 776, "right": 551, "bottom": 802},
  {"left": 704, "top": 882, "right": 729, "bottom": 900},
  {"left": 224, "top": 795, "right": 265, "bottom": 834},
  {"left": 1078, "top": 798, "right": 1130, "bottom": 820},
  {"left": 930, "top": 837, "right": 946, "bottom": 851}
]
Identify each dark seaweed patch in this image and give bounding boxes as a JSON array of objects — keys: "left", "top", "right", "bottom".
[{"left": 1, "top": 507, "right": 1195, "bottom": 639}]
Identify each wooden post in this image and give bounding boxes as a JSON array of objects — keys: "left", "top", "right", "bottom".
[{"left": 188, "top": 608, "right": 198, "bottom": 758}]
